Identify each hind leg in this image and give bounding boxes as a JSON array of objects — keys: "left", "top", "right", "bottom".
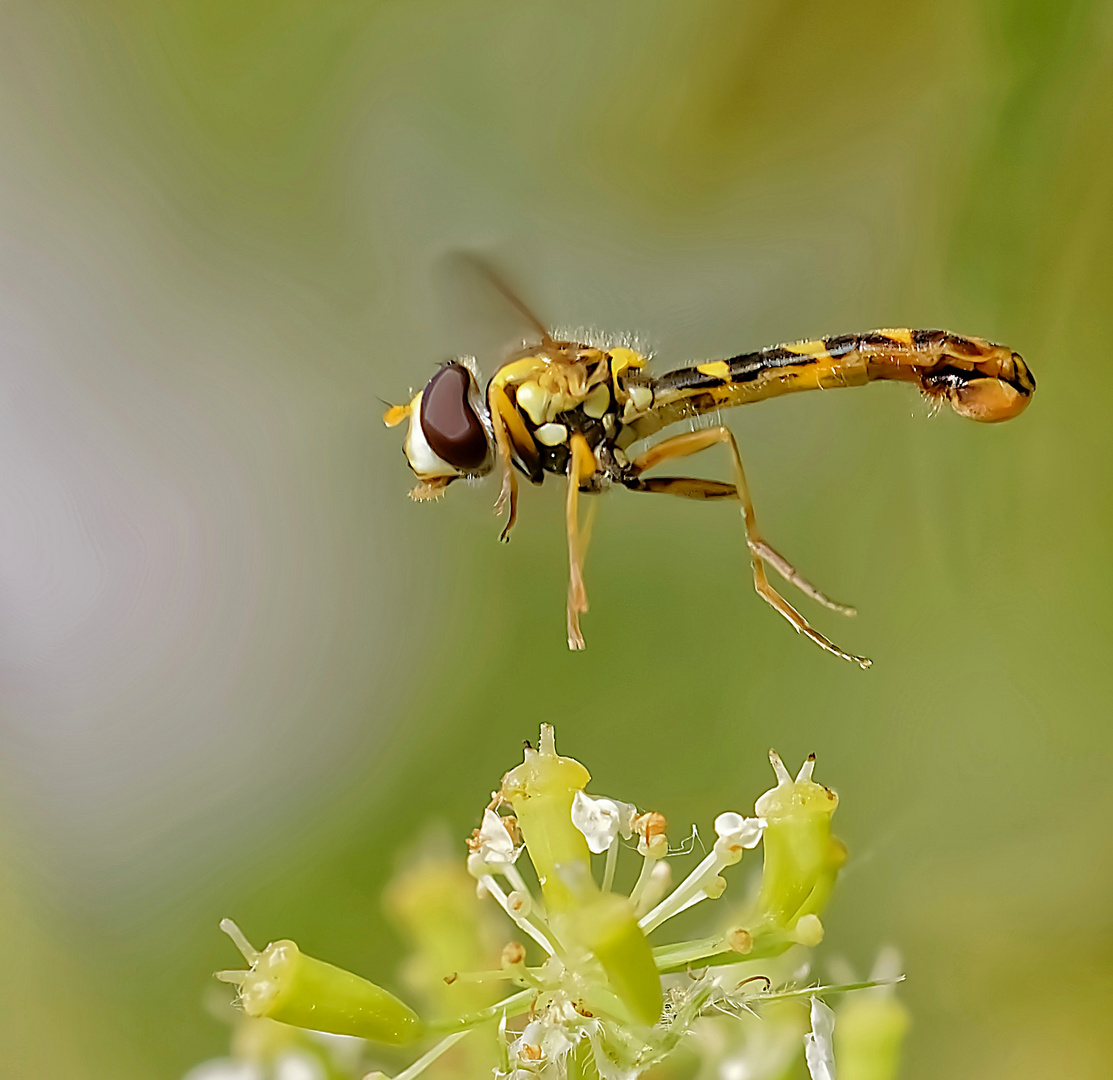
[{"left": 627, "top": 429, "right": 870, "bottom": 668}]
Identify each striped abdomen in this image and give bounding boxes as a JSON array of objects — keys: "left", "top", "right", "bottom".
[{"left": 632, "top": 329, "right": 1034, "bottom": 437}]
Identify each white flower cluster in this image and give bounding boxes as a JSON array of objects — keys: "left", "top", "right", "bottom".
[
  {"left": 193, "top": 727, "right": 904, "bottom": 1080},
  {"left": 453, "top": 728, "right": 856, "bottom": 1080}
]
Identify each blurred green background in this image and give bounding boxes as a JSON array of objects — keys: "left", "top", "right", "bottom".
[{"left": 1, "top": 1, "right": 1110, "bottom": 1077}]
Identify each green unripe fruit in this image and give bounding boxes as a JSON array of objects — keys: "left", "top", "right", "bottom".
[{"left": 217, "top": 920, "right": 422, "bottom": 1044}]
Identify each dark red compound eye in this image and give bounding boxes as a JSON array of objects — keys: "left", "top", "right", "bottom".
[{"left": 420, "top": 363, "right": 489, "bottom": 471}]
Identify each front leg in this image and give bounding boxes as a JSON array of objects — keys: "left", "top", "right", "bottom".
[
  {"left": 488, "top": 382, "right": 544, "bottom": 542},
  {"left": 487, "top": 383, "right": 524, "bottom": 541}
]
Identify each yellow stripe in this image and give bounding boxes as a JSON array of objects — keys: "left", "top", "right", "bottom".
[
  {"left": 696, "top": 360, "right": 731, "bottom": 379},
  {"left": 876, "top": 328, "right": 913, "bottom": 346},
  {"left": 610, "top": 346, "right": 647, "bottom": 382},
  {"left": 785, "top": 339, "right": 829, "bottom": 357}
]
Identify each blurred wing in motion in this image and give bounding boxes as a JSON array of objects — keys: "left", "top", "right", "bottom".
[{"left": 432, "top": 250, "right": 554, "bottom": 363}]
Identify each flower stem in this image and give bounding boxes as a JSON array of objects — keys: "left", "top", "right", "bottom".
[
  {"left": 601, "top": 838, "right": 618, "bottom": 893},
  {"left": 480, "top": 876, "right": 558, "bottom": 956},
  {"left": 392, "top": 1031, "right": 470, "bottom": 1080},
  {"left": 650, "top": 935, "right": 727, "bottom": 972},
  {"left": 639, "top": 849, "right": 720, "bottom": 933},
  {"left": 627, "top": 852, "right": 659, "bottom": 911},
  {"left": 429, "top": 988, "right": 535, "bottom": 1034}
]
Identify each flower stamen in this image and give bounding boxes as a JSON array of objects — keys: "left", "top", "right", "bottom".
[{"left": 478, "top": 874, "right": 558, "bottom": 956}]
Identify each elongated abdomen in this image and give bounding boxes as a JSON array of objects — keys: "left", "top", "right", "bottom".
[
  {"left": 857, "top": 329, "right": 1034, "bottom": 422},
  {"left": 638, "top": 329, "right": 1034, "bottom": 434}
]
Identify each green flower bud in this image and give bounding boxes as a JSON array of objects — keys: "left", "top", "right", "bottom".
[
  {"left": 562, "top": 889, "right": 663, "bottom": 1026},
  {"left": 754, "top": 751, "right": 844, "bottom": 929},
  {"left": 832, "top": 950, "right": 910, "bottom": 1080},
  {"left": 216, "top": 920, "right": 422, "bottom": 1044},
  {"left": 835, "top": 991, "right": 910, "bottom": 1080},
  {"left": 384, "top": 849, "right": 500, "bottom": 1019},
  {"left": 499, "top": 727, "right": 662, "bottom": 1025},
  {"left": 498, "top": 724, "right": 592, "bottom": 913}
]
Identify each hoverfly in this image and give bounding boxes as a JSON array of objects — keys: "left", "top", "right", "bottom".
[{"left": 384, "top": 267, "right": 1034, "bottom": 666}]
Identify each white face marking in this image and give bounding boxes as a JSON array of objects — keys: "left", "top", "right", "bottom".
[
  {"left": 534, "top": 422, "right": 569, "bottom": 447},
  {"left": 403, "top": 391, "right": 460, "bottom": 479}
]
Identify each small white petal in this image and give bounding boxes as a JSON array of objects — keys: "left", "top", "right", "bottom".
[
  {"left": 713, "top": 812, "right": 765, "bottom": 849},
  {"left": 511, "top": 1020, "right": 545, "bottom": 1057},
  {"left": 804, "top": 997, "right": 837, "bottom": 1080},
  {"left": 478, "top": 808, "right": 519, "bottom": 863},
  {"left": 613, "top": 799, "right": 638, "bottom": 838},
  {"left": 553, "top": 997, "right": 580, "bottom": 1024},
  {"left": 541, "top": 1023, "right": 576, "bottom": 1061},
  {"left": 572, "top": 791, "right": 624, "bottom": 854}
]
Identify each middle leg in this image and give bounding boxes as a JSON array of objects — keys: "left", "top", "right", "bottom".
[{"left": 565, "top": 433, "right": 598, "bottom": 650}]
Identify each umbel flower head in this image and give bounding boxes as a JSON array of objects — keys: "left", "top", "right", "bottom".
[{"left": 209, "top": 726, "right": 904, "bottom": 1080}]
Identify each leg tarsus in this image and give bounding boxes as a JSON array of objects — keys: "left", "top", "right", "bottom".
[
  {"left": 495, "top": 468, "right": 518, "bottom": 542},
  {"left": 753, "top": 562, "right": 871, "bottom": 668},
  {"left": 567, "top": 585, "right": 586, "bottom": 650},
  {"left": 488, "top": 384, "right": 520, "bottom": 542},
  {"left": 747, "top": 539, "right": 856, "bottom": 616}
]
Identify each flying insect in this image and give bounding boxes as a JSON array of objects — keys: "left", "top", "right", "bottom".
[{"left": 384, "top": 272, "right": 1034, "bottom": 665}]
